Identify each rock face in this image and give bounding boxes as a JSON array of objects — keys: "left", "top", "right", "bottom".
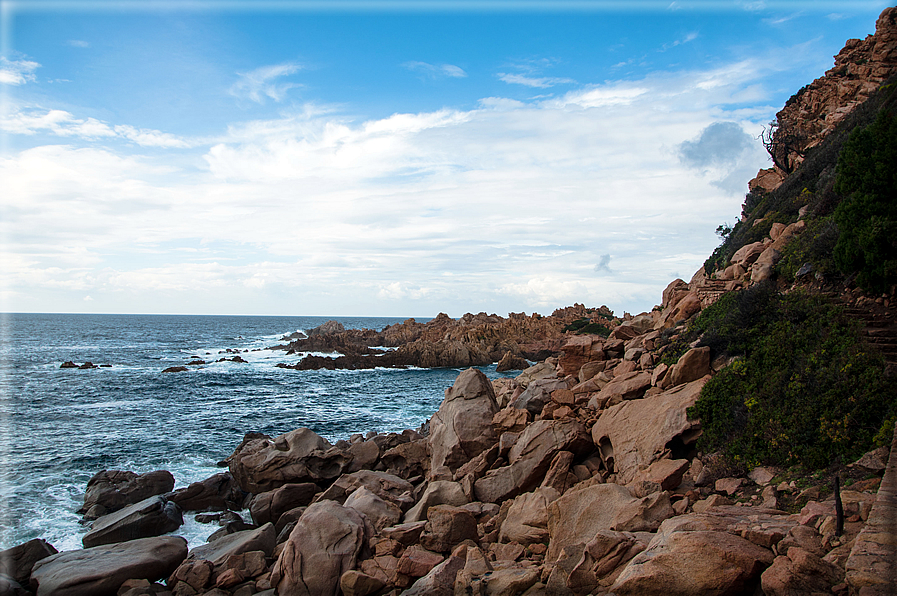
[
  {"left": 30, "top": 536, "right": 187, "bottom": 596},
  {"left": 228, "top": 428, "right": 350, "bottom": 493},
  {"left": 591, "top": 378, "right": 706, "bottom": 485},
  {"left": 79, "top": 469, "right": 175, "bottom": 516},
  {"left": 271, "top": 500, "right": 373, "bottom": 596},
  {"left": 82, "top": 495, "right": 183, "bottom": 548},
  {"left": 428, "top": 369, "right": 499, "bottom": 474},
  {"left": 188, "top": 523, "right": 276, "bottom": 568}
]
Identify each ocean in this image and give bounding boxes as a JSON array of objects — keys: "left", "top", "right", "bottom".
[{"left": 0, "top": 313, "right": 515, "bottom": 552}]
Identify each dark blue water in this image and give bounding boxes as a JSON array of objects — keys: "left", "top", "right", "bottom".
[{"left": 0, "top": 313, "right": 513, "bottom": 551}]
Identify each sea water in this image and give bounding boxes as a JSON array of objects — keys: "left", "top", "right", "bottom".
[{"left": 0, "top": 313, "right": 514, "bottom": 552}]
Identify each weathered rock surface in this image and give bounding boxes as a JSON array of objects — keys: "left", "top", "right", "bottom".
[
  {"left": 343, "top": 486, "right": 403, "bottom": 531},
  {"left": 591, "top": 377, "right": 706, "bottom": 485},
  {"left": 82, "top": 495, "right": 183, "bottom": 548},
  {"left": 610, "top": 529, "right": 774, "bottom": 595},
  {"left": 30, "top": 536, "right": 187, "bottom": 596},
  {"left": 271, "top": 500, "right": 373, "bottom": 596},
  {"left": 498, "top": 487, "right": 560, "bottom": 545},
  {"left": 546, "top": 483, "right": 672, "bottom": 562}
]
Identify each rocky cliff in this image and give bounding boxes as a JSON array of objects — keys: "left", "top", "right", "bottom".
[{"left": 751, "top": 6, "right": 897, "bottom": 193}]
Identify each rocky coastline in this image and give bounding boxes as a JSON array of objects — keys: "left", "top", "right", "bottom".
[{"left": 5, "top": 6, "right": 897, "bottom": 596}]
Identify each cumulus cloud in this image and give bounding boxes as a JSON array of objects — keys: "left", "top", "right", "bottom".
[
  {"left": 402, "top": 61, "right": 468, "bottom": 79},
  {"left": 0, "top": 57, "right": 40, "bottom": 85},
  {"left": 229, "top": 62, "right": 302, "bottom": 103}
]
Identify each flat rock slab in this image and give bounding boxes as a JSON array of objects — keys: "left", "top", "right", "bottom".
[{"left": 30, "top": 535, "right": 187, "bottom": 596}]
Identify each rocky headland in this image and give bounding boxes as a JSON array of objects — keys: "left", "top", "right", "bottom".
[{"left": 5, "top": 6, "right": 897, "bottom": 596}]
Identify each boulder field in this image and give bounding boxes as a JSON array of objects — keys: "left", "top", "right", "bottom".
[{"left": 8, "top": 317, "right": 893, "bottom": 595}]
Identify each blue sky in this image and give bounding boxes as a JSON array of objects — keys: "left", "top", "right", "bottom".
[{"left": 1, "top": 1, "right": 892, "bottom": 317}]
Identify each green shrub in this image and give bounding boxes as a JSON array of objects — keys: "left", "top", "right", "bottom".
[
  {"left": 833, "top": 110, "right": 897, "bottom": 293},
  {"left": 689, "top": 288, "right": 897, "bottom": 470}
]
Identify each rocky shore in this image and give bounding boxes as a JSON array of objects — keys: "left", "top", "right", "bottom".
[
  {"left": 5, "top": 321, "right": 894, "bottom": 595},
  {"left": 5, "top": 6, "right": 897, "bottom": 596}
]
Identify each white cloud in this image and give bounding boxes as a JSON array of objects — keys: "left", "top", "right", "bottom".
[
  {"left": 0, "top": 57, "right": 40, "bottom": 85},
  {"left": 497, "top": 73, "right": 576, "bottom": 88},
  {"left": 68, "top": 40, "right": 90, "bottom": 48},
  {"left": 3, "top": 50, "right": 797, "bottom": 316},
  {"left": 1, "top": 108, "right": 194, "bottom": 147},
  {"left": 402, "top": 61, "right": 468, "bottom": 79},
  {"left": 661, "top": 32, "right": 699, "bottom": 52},
  {"left": 229, "top": 62, "right": 302, "bottom": 104}
]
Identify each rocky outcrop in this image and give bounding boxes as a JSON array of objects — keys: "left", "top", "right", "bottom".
[
  {"left": 30, "top": 536, "right": 187, "bottom": 596},
  {"left": 754, "top": 6, "right": 897, "bottom": 182}
]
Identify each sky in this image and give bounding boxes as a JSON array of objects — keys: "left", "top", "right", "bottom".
[{"left": 0, "top": 1, "right": 892, "bottom": 318}]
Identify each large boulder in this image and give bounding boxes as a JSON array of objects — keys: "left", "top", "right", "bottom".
[
  {"left": 401, "top": 542, "right": 469, "bottom": 596},
  {"left": 591, "top": 378, "right": 706, "bottom": 485},
  {"left": 249, "top": 482, "right": 319, "bottom": 526},
  {"left": 656, "top": 292, "right": 702, "bottom": 330},
  {"left": 79, "top": 470, "right": 175, "bottom": 516},
  {"left": 82, "top": 495, "right": 183, "bottom": 548},
  {"left": 227, "top": 428, "right": 351, "bottom": 494},
  {"left": 558, "top": 336, "right": 604, "bottom": 377},
  {"left": 588, "top": 371, "right": 652, "bottom": 409},
  {"left": 419, "top": 505, "right": 479, "bottom": 553},
  {"left": 165, "top": 472, "right": 244, "bottom": 512},
  {"left": 271, "top": 500, "right": 373, "bottom": 596},
  {"left": 546, "top": 483, "right": 672, "bottom": 563},
  {"left": 664, "top": 347, "right": 710, "bottom": 388},
  {"left": 30, "top": 536, "right": 187, "bottom": 596},
  {"left": 316, "top": 470, "right": 414, "bottom": 510},
  {"left": 474, "top": 419, "right": 591, "bottom": 503},
  {"left": 428, "top": 369, "right": 499, "bottom": 474}
]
